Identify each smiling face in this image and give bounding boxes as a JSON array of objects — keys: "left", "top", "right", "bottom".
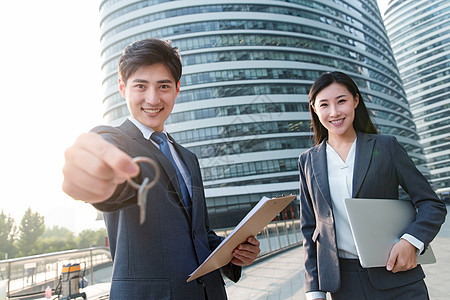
[
  {"left": 119, "top": 63, "right": 180, "bottom": 132},
  {"left": 313, "top": 82, "right": 359, "bottom": 143}
]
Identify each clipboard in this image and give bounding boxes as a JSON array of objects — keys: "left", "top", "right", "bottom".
[{"left": 187, "top": 194, "right": 297, "bottom": 282}]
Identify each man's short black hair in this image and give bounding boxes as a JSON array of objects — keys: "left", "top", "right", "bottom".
[{"left": 118, "top": 38, "right": 182, "bottom": 85}]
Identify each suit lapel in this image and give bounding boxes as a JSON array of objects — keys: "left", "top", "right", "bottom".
[
  {"left": 352, "top": 132, "right": 375, "bottom": 197},
  {"left": 311, "top": 140, "right": 333, "bottom": 208},
  {"left": 122, "top": 121, "right": 177, "bottom": 185},
  {"left": 120, "top": 120, "right": 192, "bottom": 222}
]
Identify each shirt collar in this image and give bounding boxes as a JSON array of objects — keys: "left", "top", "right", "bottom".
[
  {"left": 128, "top": 116, "right": 173, "bottom": 143},
  {"left": 326, "top": 138, "right": 357, "bottom": 166}
]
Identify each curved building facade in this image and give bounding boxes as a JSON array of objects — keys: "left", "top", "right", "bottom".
[
  {"left": 99, "top": 0, "right": 424, "bottom": 228},
  {"left": 384, "top": 0, "right": 450, "bottom": 197}
]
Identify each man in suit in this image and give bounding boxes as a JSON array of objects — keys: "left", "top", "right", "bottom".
[{"left": 62, "top": 38, "right": 260, "bottom": 299}]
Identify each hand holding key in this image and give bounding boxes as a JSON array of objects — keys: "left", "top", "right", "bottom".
[
  {"left": 62, "top": 132, "right": 141, "bottom": 203},
  {"left": 63, "top": 132, "right": 160, "bottom": 224}
]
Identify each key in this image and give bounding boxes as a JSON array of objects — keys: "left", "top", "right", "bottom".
[
  {"left": 137, "top": 177, "right": 150, "bottom": 225},
  {"left": 126, "top": 156, "right": 160, "bottom": 225}
]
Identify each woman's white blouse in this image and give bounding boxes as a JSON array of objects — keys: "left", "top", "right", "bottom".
[{"left": 326, "top": 139, "right": 359, "bottom": 258}]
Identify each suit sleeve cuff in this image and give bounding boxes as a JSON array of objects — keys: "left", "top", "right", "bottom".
[
  {"left": 220, "top": 262, "right": 241, "bottom": 283},
  {"left": 306, "top": 291, "right": 326, "bottom": 300},
  {"left": 401, "top": 233, "right": 424, "bottom": 254}
]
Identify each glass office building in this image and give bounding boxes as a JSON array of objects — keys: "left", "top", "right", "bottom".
[
  {"left": 384, "top": 0, "right": 450, "bottom": 198},
  {"left": 99, "top": 0, "right": 424, "bottom": 228}
]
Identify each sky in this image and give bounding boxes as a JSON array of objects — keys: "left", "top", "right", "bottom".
[
  {"left": 0, "top": 1, "right": 105, "bottom": 233},
  {"left": 0, "top": 0, "right": 390, "bottom": 234}
]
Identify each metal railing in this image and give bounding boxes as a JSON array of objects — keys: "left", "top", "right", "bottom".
[
  {"left": 0, "top": 219, "right": 301, "bottom": 299},
  {"left": 216, "top": 219, "right": 302, "bottom": 257},
  {"left": 0, "top": 247, "right": 111, "bottom": 299}
]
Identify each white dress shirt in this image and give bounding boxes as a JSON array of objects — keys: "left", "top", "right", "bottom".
[{"left": 327, "top": 140, "right": 359, "bottom": 258}]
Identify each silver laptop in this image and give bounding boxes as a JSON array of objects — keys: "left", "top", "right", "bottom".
[{"left": 344, "top": 198, "right": 436, "bottom": 268}]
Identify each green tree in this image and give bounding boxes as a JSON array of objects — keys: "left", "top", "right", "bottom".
[
  {"left": 42, "top": 225, "right": 73, "bottom": 239},
  {"left": 0, "top": 210, "right": 17, "bottom": 259},
  {"left": 39, "top": 226, "right": 76, "bottom": 254},
  {"left": 77, "top": 228, "right": 107, "bottom": 248},
  {"left": 16, "top": 208, "right": 45, "bottom": 257}
]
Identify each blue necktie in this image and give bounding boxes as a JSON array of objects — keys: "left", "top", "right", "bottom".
[{"left": 151, "top": 132, "right": 192, "bottom": 216}]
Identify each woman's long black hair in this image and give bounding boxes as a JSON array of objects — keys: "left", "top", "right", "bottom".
[{"left": 308, "top": 71, "right": 378, "bottom": 145}]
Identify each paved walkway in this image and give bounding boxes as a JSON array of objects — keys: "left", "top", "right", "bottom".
[
  {"left": 32, "top": 206, "right": 450, "bottom": 300},
  {"left": 226, "top": 206, "right": 450, "bottom": 299}
]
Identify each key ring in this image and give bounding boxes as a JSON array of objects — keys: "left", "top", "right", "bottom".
[{"left": 127, "top": 156, "right": 160, "bottom": 191}]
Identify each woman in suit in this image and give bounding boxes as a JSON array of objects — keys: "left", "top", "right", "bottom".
[{"left": 298, "top": 71, "right": 446, "bottom": 300}]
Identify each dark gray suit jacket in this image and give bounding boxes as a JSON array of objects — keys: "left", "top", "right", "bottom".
[
  {"left": 298, "top": 131, "right": 446, "bottom": 293},
  {"left": 92, "top": 120, "right": 241, "bottom": 299}
]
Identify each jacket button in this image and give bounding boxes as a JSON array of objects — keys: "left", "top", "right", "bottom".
[
  {"left": 197, "top": 277, "right": 204, "bottom": 284},
  {"left": 193, "top": 231, "right": 197, "bottom": 239}
]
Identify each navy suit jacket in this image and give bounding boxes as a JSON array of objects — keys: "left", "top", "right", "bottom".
[
  {"left": 91, "top": 120, "right": 241, "bottom": 299},
  {"left": 298, "top": 131, "right": 446, "bottom": 293}
]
